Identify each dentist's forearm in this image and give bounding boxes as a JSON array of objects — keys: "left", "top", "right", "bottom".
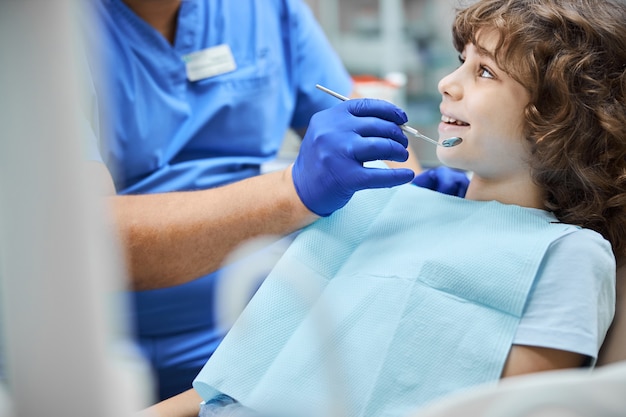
[{"left": 110, "top": 167, "right": 316, "bottom": 290}]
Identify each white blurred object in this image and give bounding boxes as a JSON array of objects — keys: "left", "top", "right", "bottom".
[
  {"left": 353, "top": 73, "right": 407, "bottom": 109},
  {"left": 0, "top": 384, "right": 13, "bottom": 417},
  {"left": 215, "top": 235, "right": 295, "bottom": 331},
  {"left": 0, "top": 1, "right": 152, "bottom": 416},
  {"left": 414, "top": 361, "right": 626, "bottom": 417}
]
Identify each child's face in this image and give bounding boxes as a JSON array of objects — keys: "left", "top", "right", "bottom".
[{"left": 435, "top": 31, "right": 531, "bottom": 181}]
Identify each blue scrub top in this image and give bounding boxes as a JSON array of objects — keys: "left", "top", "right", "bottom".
[{"left": 86, "top": 0, "right": 352, "bottom": 398}]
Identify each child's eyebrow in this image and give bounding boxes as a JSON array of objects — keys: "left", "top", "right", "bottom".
[
  {"left": 468, "top": 36, "right": 499, "bottom": 62},
  {"left": 475, "top": 45, "right": 497, "bottom": 62}
]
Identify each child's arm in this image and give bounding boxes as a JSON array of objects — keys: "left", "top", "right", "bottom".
[
  {"left": 501, "top": 345, "right": 586, "bottom": 377},
  {"left": 136, "top": 388, "right": 203, "bottom": 417}
]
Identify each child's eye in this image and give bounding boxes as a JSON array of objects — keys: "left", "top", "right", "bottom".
[
  {"left": 458, "top": 54, "right": 495, "bottom": 79},
  {"left": 479, "top": 66, "right": 495, "bottom": 79}
]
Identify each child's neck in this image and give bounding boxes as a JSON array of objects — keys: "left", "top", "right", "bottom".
[{"left": 465, "top": 177, "right": 545, "bottom": 210}]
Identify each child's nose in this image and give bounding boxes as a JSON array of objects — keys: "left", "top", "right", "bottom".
[{"left": 438, "top": 68, "right": 463, "bottom": 101}]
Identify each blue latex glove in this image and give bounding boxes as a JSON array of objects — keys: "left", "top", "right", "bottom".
[
  {"left": 292, "top": 99, "right": 415, "bottom": 216},
  {"left": 412, "top": 166, "right": 469, "bottom": 197}
]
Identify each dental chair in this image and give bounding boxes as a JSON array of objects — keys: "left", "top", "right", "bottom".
[
  {"left": 596, "top": 257, "right": 626, "bottom": 366},
  {"left": 414, "top": 258, "right": 626, "bottom": 417}
]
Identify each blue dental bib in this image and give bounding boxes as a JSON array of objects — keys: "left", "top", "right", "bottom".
[{"left": 194, "top": 184, "right": 578, "bottom": 417}]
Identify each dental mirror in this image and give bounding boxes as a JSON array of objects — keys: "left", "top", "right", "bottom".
[{"left": 315, "top": 84, "right": 463, "bottom": 148}]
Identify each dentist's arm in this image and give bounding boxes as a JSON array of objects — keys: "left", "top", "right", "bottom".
[
  {"left": 97, "top": 165, "right": 314, "bottom": 290},
  {"left": 92, "top": 99, "right": 414, "bottom": 290}
]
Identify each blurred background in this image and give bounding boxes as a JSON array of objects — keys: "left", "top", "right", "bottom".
[{"left": 305, "top": 0, "right": 459, "bottom": 168}]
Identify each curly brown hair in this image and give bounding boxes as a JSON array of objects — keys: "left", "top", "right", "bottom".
[{"left": 452, "top": 0, "right": 626, "bottom": 256}]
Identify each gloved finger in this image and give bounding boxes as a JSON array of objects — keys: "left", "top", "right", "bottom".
[
  {"left": 411, "top": 169, "right": 438, "bottom": 189},
  {"left": 351, "top": 167, "right": 415, "bottom": 189},
  {"left": 432, "top": 167, "right": 469, "bottom": 196},
  {"left": 352, "top": 117, "right": 409, "bottom": 148},
  {"left": 438, "top": 174, "right": 461, "bottom": 193},
  {"left": 344, "top": 98, "right": 408, "bottom": 125},
  {"left": 352, "top": 137, "right": 410, "bottom": 163},
  {"left": 411, "top": 166, "right": 469, "bottom": 197}
]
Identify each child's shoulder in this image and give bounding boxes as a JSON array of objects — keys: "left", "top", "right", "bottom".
[{"left": 547, "top": 227, "right": 615, "bottom": 279}]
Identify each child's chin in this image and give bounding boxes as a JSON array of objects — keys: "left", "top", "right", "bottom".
[{"left": 435, "top": 149, "right": 461, "bottom": 168}]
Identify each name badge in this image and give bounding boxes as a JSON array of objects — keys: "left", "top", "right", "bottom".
[{"left": 183, "top": 44, "right": 237, "bottom": 82}]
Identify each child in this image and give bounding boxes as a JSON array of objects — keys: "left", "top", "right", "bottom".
[{"left": 140, "top": 1, "right": 626, "bottom": 416}]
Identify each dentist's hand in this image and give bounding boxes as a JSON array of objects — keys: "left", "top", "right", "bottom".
[
  {"left": 292, "top": 98, "right": 415, "bottom": 216},
  {"left": 412, "top": 166, "right": 469, "bottom": 197}
]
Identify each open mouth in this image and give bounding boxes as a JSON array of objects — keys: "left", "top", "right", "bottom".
[{"left": 441, "top": 115, "right": 470, "bottom": 126}]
